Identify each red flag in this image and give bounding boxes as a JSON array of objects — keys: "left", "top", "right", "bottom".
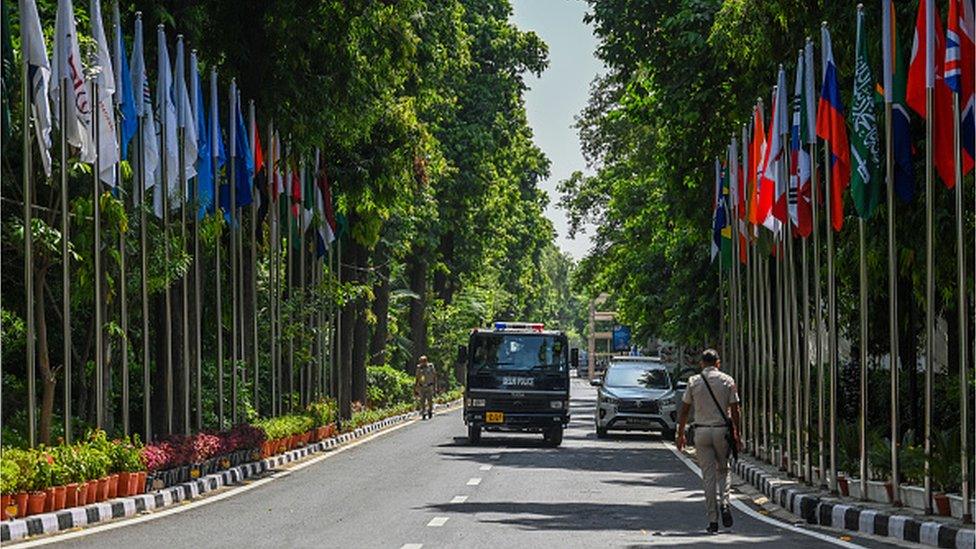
[
  {"left": 748, "top": 104, "right": 765, "bottom": 226},
  {"left": 906, "top": 0, "right": 966, "bottom": 188},
  {"left": 815, "top": 26, "right": 850, "bottom": 232},
  {"left": 253, "top": 126, "right": 264, "bottom": 175},
  {"left": 291, "top": 164, "right": 302, "bottom": 219}
]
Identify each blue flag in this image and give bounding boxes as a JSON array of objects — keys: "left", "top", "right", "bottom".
[
  {"left": 234, "top": 96, "right": 254, "bottom": 207},
  {"left": 193, "top": 67, "right": 212, "bottom": 219},
  {"left": 118, "top": 36, "right": 137, "bottom": 159}
]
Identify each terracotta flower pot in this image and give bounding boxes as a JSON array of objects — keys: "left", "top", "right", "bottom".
[
  {"left": 107, "top": 474, "right": 120, "bottom": 499},
  {"left": 64, "top": 482, "right": 80, "bottom": 508},
  {"left": 43, "top": 487, "right": 56, "bottom": 512},
  {"left": 838, "top": 476, "right": 850, "bottom": 497},
  {"left": 27, "top": 492, "right": 46, "bottom": 516},
  {"left": 128, "top": 473, "right": 140, "bottom": 496},
  {"left": 118, "top": 472, "right": 132, "bottom": 498},
  {"left": 1, "top": 494, "right": 11, "bottom": 520},
  {"left": 137, "top": 471, "right": 147, "bottom": 494},
  {"left": 13, "top": 492, "right": 28, "bottom": 519},
  {"left": 933, "top": 492, "right": 952, "bottom": 516},
  {"left": 86, "top": 480, "right": 98, "bottom": 503},
  {"left": 96, "top": 477, "right": 110, "bottom": 502},
  {"left": 53, "top": 485, "right": 66, "bottom": 511}
]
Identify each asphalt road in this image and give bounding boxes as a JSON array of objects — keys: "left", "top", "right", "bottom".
[{"left": 43, "top": 380, "right": 898, "bottom": 548}]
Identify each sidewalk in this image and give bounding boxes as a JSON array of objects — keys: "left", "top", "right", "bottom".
[{"left": 730, "top": 455, "right": 975, "bottom": 549}]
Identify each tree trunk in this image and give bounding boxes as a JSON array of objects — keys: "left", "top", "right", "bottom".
[
  {"left": 434, "top": 232, "right": 454, "bottom": 303},
  {"left": 339, "top": 239, "right": 355, "bottom": 419},
  {"left": 407, "top": 249, "right": 427, "bottom": 375},
  {"left": 350, "top": 238, "right": 368, "bottom": 404},
  {"left": 369, "top": 243, "right": 390, "bottom": 367},
  {"left": 35, "top": 265, "right": 54, "bottom": 445}
]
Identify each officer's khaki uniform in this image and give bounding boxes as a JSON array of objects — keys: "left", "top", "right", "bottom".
[
  {"left": 416, "top": 363, "right": 436, "bottom": 418},
  {"left": 681, "top": 366, "right": 740, "bottom": 523}
]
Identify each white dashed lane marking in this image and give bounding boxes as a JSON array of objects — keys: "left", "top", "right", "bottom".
[
  {"left": 427, "top": 517, "right": 449, "bottom": 527},
  {"left": 479, "top": 464, "right": 492, "bottom": 471},
  {"left": 489, "top": 454, "right": 501, "bottom": 460},
  {"left": 450, "top": 495, "right": 468, "bottom": 504},
  {"left": 400, "top": 545, "right": 423, "bottom": 549},
  {"left": 467, "top": 477, "right": 482, "bottom": 486}
]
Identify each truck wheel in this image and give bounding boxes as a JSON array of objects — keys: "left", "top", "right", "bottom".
[
  {"left": 545, "top": 426, "right": 563, "bottom": 447},
  {"left": 467, "top": 424, "right": 481, "bottom": 445},
  {"left": 596, "top": 425, "right": 608, "bottom": 438}
]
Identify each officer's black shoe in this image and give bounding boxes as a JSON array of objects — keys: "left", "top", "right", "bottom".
[
  {"left": 706, "top": 522, "right": 719, "bottom": 534},
  {"left": 721, "top": 505, "right": 733, "bottom": 527}
]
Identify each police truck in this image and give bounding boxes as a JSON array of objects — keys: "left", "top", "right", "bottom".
[{"left": 459, "top": 322, "right": 574, "bottom": 446}]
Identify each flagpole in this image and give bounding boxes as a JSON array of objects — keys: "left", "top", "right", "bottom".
[
  {"left": 287, "top": 160, "right": 295, "bottom": 412},
  {"left": 93, "top": 77, "right": 105, "bottom": 430},
  {"left": 952, "top": 86, "right": 971, "bottom": 524},
  {"left": 209, "top": 69, "right": 224, "bottom": 428},
  {"left": 136, "top": 13, "right": 150, "bottom": 440},
  {"left": 299, "top": 161, "right": 307, "bottom": 407},
  {"left": 789, "top": 222, "right": 801, "bottom": 478},
  {"left": 269, "top": 127, "right": 278, "bottom": 416},
  {"left": 112, "top": 0, "right": 128, "bottom": 435},
  {"left": 176, "top": 35, "right": 190, "bottom": 435},
  {"left": 60, "top": 78, "right": 73, "bottom": 444},
  {"left": 743, "top": 124, "right": 756, "bottom": 456},
  {"left": 801, "top": 224, "right": 811, "bottom": 483},
  {"left": 764, "top": 249, "right": 774, "bottom": 463},
  {"left": 249, "top": 100, "right": 259, "bottom": 416},
  {"left": 22, "top": 43, "right": 36, "bottom": 447},
  {"left": 157, "top": 25, "right": 174, "bottom": 435},
  {"left": 229, "top": 79, "right": 239, "bottom": 425},
  {"left": 922, "top": 0, "right": 935, "bottom": 514},
  {"left": 880, "top": 0, "right": 903, "bottom": 510},
  {"left": 190, "top": 50, "right": 202, "bottom": 432}
]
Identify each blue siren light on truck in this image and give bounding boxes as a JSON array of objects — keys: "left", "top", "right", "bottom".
[{"left": 493, "top": 322, "right": 545, "bottom": 332}]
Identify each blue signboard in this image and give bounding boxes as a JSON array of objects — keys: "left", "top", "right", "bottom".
[{"left": 612, "top": 325, "right": 631, "bottom": 352}]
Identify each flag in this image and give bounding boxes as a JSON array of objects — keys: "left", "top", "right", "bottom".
[
  {"left": 233, "top": 90, "right": 253, "bottom": 208},
  {"left": 51, "top": 0, "right": 94, "bottom": 162},
  {"left": 315, "top": 154, "right": 337, "bottom": 257},
  {"left": 2, "top": 0, "right": 13, "bottom": 148},
  {"left": 850, "top": 6, "right": 882, "bottom": 220},
  {"left": 155, "top": 26, "right": 178, "bottom": 217},
  {"left": 791, "top": 52, "right": 813, "bottom": 237},
  {"left": 18, "top": 0, "right": 53, "bottom": 176},
  {"left": 192, "top": 58, "right": 212, "bottom": 219},
  {"left": 116, "top": 35, "right": 136, "bottom": 159},
  {"left": 907, "top": 0, "right": 969, "bottom": 188},
  {"left": 173, "top": 37, "right": 197, "bottom": 188},
  {"left": 946, "top": 0, "right": 975, "bottom": 165},
  {"left": 251, "top": 112, "right": 265, "bottom": 213},
  {"left": 748, "top": 102, "right": 765, "bottom": 226},
  {"left": 129, "top": 14, "right": 157, "bottom": 196},
  {"left": 90, "top": 0, "right": 118, "bottom": 186},
  {"left": 210, "top": 69, "right": 226, "bottom": 174},
  {"left": 816, "top": 25, "right": 850, "bottom": 232},
  {"left": 759, "top": 67, "right": 787, "bottom": 232},
  {"left": 882, "top": 0, "right": 916, "bottom": 202},
  {"left": 711, "top": 158, "right": 732, "bottom": 266}
]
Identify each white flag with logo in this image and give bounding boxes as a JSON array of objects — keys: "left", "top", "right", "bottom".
[
  {"left": 155, "top": 26, "right": 178, "bottom": 218},
  {"left": 50, "top": 0, "right": 94, "bottom": 162},
  {"left": 130, "top": 14, "right": 158, "bottom": 199},
  {"left": 19, "top": 0, "right": 53, "bottom": 176},
  {"left": 90, "top": 0, "right": 119, "bottom": 186}
]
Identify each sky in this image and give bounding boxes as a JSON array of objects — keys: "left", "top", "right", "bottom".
[{"left": 510, "top": 0, "right": 605, "bottom": 260}]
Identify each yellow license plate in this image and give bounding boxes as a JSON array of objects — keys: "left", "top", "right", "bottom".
[{"left": 486, "top": 412, "right": 504, "bottom": 423}]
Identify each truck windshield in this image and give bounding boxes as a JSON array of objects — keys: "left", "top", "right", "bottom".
[
  {"left": 605, "top": 366, "right": 670, "bottom": 389},
  {"left": 471, "top": 334, "right": 567, "bottom": 373}
]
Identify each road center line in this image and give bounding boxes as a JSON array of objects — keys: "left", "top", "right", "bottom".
[
  {"left": 479, "top": 464, "right": 492, "bottom": 471},
  {"left": 489, "top": 454, "right": 501, "bottom": 460},
  {"left": 466, "top": 477, "right": 482, "bottom": 486},
  {"left": 450, "top": 495, "right": 468, "bottom": 504},
  {"left": 427, "top": 517, "right": 449, "bottom": 527},
  {"left": 660, "top": 441, "right": 865, "bottom": 548},
  {"left": 400, "top": 544, "right": 423, "bottom": 549}
]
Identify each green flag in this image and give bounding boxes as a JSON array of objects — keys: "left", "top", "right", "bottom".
[{"left": 850, "top": 7, "right": 881, "bottom": 219}]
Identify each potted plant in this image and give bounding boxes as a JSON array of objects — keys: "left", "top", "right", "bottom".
[
  {"left": 0, "top": 454, "right": 20, "bottom": 520},
  {"left": 930, "top": 431, "right": 961, "bottom": 516}
]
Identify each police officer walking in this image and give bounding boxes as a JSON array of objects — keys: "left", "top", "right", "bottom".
[
  {"left": 415, "top": 356, "right": 437, "bottom": 420},
  {"left": 675, "top": 349, "right": 742, "bottom": 534}
]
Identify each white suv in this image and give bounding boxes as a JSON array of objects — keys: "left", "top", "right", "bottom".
[{"left": 592, "top": 357, "right": 680, "bottom": 438}]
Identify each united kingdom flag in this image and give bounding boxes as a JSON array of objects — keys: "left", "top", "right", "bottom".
[{"left": 945, "top": 0, "right": 975, "bottom": 168}]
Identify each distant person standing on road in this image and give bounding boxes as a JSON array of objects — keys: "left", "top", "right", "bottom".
[
  {"left": 675, "top": 349, "right": 741, "bottom": 534},
  {"left": 415, "top": 356, "right": 437, "bottom": 420}
]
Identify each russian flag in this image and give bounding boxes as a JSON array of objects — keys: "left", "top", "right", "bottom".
[{"left": 815, "top": 24, "right": 850, "bottom": 232}]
